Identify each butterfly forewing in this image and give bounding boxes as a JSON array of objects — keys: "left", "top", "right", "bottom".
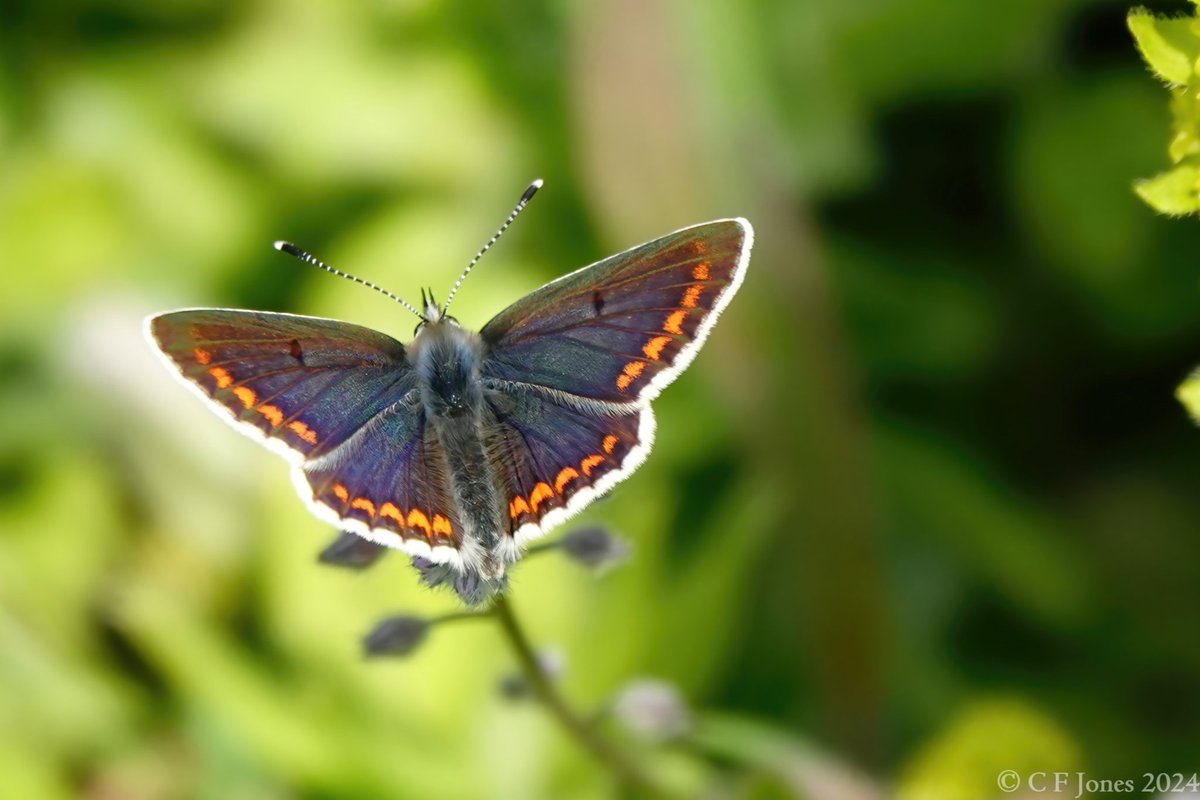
[
  {"left": 480, "top": 219, "right": 751, "bottom": 405},
  {"left": 149, "top": 310, "right": 416, "bottom": 459}
]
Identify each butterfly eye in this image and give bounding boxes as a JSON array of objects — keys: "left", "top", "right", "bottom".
[
  {"left": 443, "top": 315, "right": 460, "bottom": 326},
  {"left": 413, "top": 320, "right": 427, "bottom": 336}
]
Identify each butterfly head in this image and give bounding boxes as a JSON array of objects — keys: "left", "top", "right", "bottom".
[{"left": 415, "top": 289, "right": 460, "bottom": 336}]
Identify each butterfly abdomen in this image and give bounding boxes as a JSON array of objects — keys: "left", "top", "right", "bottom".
[{"left": 411, "top": 322, "right": 505, "bottom": 577}]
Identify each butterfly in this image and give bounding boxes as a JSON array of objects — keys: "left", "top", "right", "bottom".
[{"left": 146, "top": 181, "right": 753, "bottom": 599}]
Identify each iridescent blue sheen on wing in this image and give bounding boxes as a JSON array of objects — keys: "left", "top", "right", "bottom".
[
  {"left": 483, "top": 385, "right": 646, "bottom": 536},
  {"left": 301, "top": 407, "right": 460, "bottom": 548},
  {"left": 149, "top": 309, "right": 461, "bottom": 553},
  {"left": 480, "top": 219, "right": 749, "bottom": 404},
  {"left": 149, "top": 310, "right": 417, "bottom": 457}
]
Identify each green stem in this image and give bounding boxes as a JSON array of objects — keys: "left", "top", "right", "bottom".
[{"left": 491, "top": 594, "right": 674, "bottom": 798}]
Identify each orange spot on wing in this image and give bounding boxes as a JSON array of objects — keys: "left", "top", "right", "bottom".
[
  {"left": 529, "top": 482, "right": 554, "bottom": 512},
  {"left": 208, "top": 367, "right": 233, "bottom": 389},
  {"left": 602, "top": 435, "right": 618, "bottom": 454},
  {"left": 663, "top": 310, "right": 688, "bottom": 335},
  {"left": 555, "top": 466, "right": 580, "bottom": 494},
  {"left": 616, "top": 361, "right": 646, "bottom": 391},
  {"left": 432, "top": 514, "right": 452, "bottom": 537},
  {"left": 380, "top": 502, "right": 403, "bottom": 523},
  {"left": 407, "top": 509, "right": 432, "bottom": 538},
  {"left": 257, "top": 404, "right": 283, "bottom": 426},
  {"left": 510, "top": 495, "right": 530, "bottom": 520},
  {"left": 681, "top": 285, "right": 704, "bottom": 308},
  {"left": 643, "top": 336, "right": 672, "bottom": 361},
  {"left": 351, "top": 497, "right": 376, "bottom": 517},
  {"left": 693, "top": 241, "right": 707, "bottom": 255},
  {"left": 288, "top": 420, "right": 318, "bottom": 444},
  {"left": 232, "top": 386, "right": 257, "bottom": 409},
  {"left": 581, "top": 454, "right": 605, "bottom": 476},
  {"left": 333, "top": 484, "right": 349, "bottom": 502},
  {"left": 692, "top": 261, "right": 710, "bottom": 280},
  {"left": 193, "top": 348, "right": 212, "bottom": 365}
]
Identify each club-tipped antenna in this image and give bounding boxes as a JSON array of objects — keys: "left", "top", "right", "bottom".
[
  {"left": 273, "top": 241, "right": 425, "bottom": 320},
  {"left": 442, "top": 178, "right": 542, "bottom": 316}
]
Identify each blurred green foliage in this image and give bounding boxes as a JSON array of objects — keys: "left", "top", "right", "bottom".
[{"left": 2, "top": 0, "right": 1200, "bottom": 798}]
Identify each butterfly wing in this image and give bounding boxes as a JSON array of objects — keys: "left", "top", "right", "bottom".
[
  {"left": 483, "top": 386, "right": 653, "bottom": 550},
  {"left": 479, "top": 218, "right": 752, "bottom": 405},
  {"left": 147, "top": 309, "right": 463, "bottom": 564},
  {"left": 478, "top": 218, "right": 751, "bottom": 546}
]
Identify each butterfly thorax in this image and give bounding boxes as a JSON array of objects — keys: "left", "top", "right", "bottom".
[
  {"left": 410, "top": 320, "right": 484, "bottom": 419},
  {"left": 408, "top": 320, "right": 505, "bottom": 577}
]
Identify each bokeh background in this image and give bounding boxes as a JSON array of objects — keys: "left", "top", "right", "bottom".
[{"left": 3, "top": 0, "right": 1200, "bottom": 797}]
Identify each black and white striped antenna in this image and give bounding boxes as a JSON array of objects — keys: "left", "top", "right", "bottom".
[
  {"left": 442, "top": 178, "right": 542, "bottom": 317},
  {"left": 272, "top": 241, "right": 425, "bottom": 321}
]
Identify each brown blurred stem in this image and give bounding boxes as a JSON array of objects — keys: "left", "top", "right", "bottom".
[{"left": 491, "top": 594, "right": 674, "bottom": 798}]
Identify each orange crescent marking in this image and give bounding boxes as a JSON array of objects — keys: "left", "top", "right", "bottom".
[
  {"left": 554, "top": 466, "right": 580, "bottom": 494},
  {"left": 692, "top": 261, "right": 710, "bottom": 280},
  {"left": 643, "top": 336, "right": 672, "bottom": 361},
  {"left": 616, "top": 361, "right": 646, "bottom": 391},
  {"left": 509, "top": 495, "right": 531, "bottom": 520},
  {"left": 257, "top": 404, "right": 283, "bottom": 426},
  {"left": 232, "top": 386, "right": 257, "bottom": 409},
  {"left": 581, "top": 454, "right": 605, "bottom": 476},
  {"left": 529, "top": 482, "right": 554, "bottom": 511},
  {"left": 351, "top": 497, "right": 376, "bottom": 517},
  {"left": 681, "top": 285, "right": 704, "bottom": 309},
  {"left": 333, "top": 484, "right": 349, "bottom": 502},
  {"left": 602, "top": 435, "right": 618, "bottom": 454},
  {"left": 208, "top": 367, "right": 233, "bottom": 389},
  {"left": 193, "top": 348, "right": 212, "bottom": 365},
  {"left": 432, "top": 514, "right": 452, "bottom": 537},
  {"left": 380, "top": 502, "right": 403, "bottom": 523},
  {"left": 663, "top": 310, "right": 688, "bottom": 335},
  {"left": 288, "top": 420, "right": 318, "bottom": 444},
  {"left": 407, "top": 509, "right": 432, "bottom": 538}
]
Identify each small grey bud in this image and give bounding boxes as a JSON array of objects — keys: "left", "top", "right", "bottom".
[
  {"left": 498, "top": 648, "right": 566, "bottom": 700},
  {"left": 363, "top": 615, "right": 429, "bottom": 658},
  {"left": 560, "top": 526, "right": 631, "bottom": 572},
  {"left": 612, "top": 679, "right": 692, "bottom": 742},
  {"left": 318, "top": 531, "right": 388, "bottom": 570}
]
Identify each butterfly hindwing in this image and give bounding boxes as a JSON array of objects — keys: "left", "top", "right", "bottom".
[
  {"left": 480, "top": 219, "right": 751, "bottom": 405},
  {"left": 483, "top": 384, "right": 653, "bottom": 549},
  {"left": 298, "top": 407, "right": 465, "bottom": 562}
]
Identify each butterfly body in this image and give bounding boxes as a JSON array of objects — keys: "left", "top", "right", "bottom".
[
  {"left": 147, "top": 216, "right": 753, "bottom": 600},
  {"left": 408, "top": 315, "right": 506, "bottom": 576}
]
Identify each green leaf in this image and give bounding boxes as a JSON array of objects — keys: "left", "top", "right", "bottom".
[
  {"left": 1128, "top": 9, "right": 1200, "bottom": 86},
  {"left": 1133, "top": 164, "right": 1200, "bottom": 215},
  {"left": 1178, "top": 369, "right": 1200, "bottom": 421},
  {"left": 896, "top": 699, "right": 1081, "bottom": 800}
]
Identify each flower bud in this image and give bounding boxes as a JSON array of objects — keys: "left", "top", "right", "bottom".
[
  {"left": 560, "top": 526, "right": 630, "bottom": 572},
  {"left": 318, "top": 531, "right": 388, "bottom": 570},
  {"left": 611, "top": 679, "right": 692, "bottom": 742},
  {"left": 499, "top": 648, "right": 566, "bottom": 700},
  {"left": 363, "top": 615, "right": 429, "bottom": 658}
]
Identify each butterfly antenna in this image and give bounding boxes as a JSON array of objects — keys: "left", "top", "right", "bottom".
[
  {"left": 273, "top": 241, "right": 425, "bottom": 320},
  {"left": 442, "top": 178, "right": 542, "bottom": 316}
]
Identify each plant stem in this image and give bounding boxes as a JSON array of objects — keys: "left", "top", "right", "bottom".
[{"left": 491, "top": 594, "right": 673, "bottom": 798}]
